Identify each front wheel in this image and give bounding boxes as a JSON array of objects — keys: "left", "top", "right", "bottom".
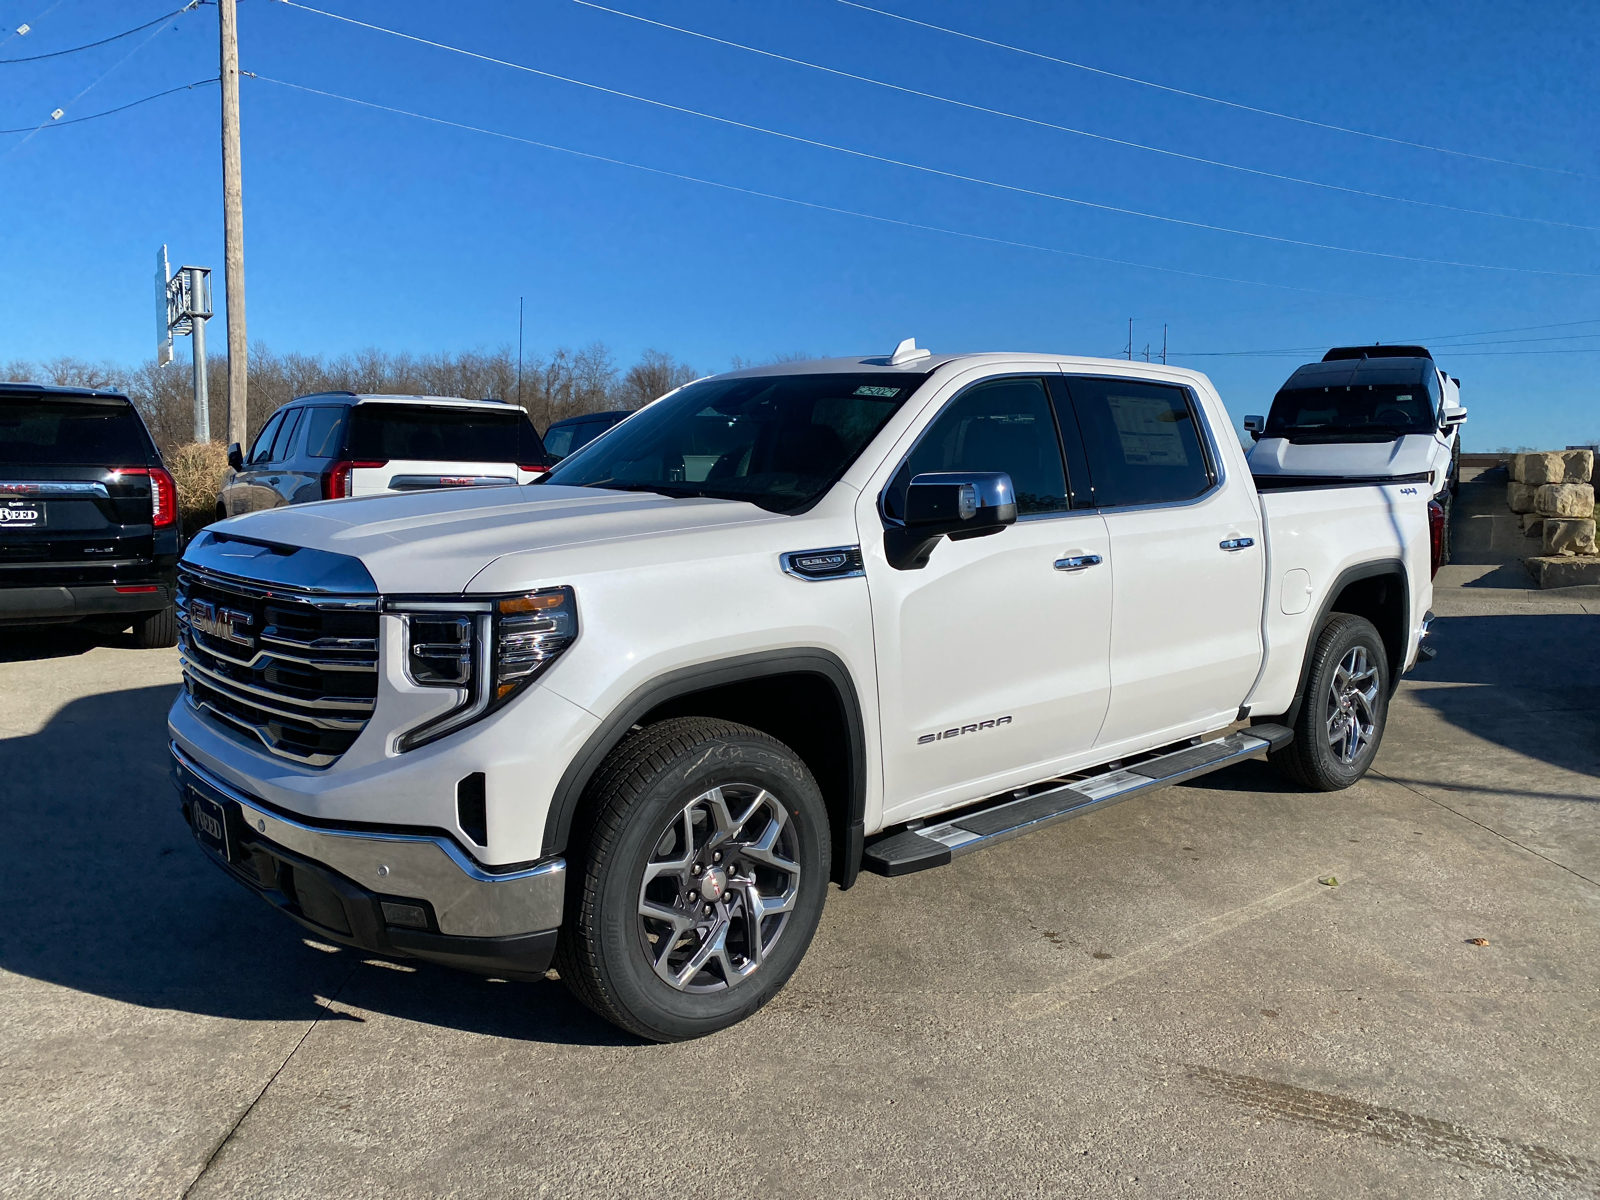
[
  {"left": 1271, "top": 613, "right": 1390, "bottom": 791},
  {"left": 555, "top": 717, "right": 831, "bottom": 1041}
]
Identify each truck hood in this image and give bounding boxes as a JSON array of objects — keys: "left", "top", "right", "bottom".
[
  {"left": 1247, "top": 433, "right": 1441, "bottom": 481},
  {"left": 197, "top": 485, "right": 785, "bottom": 593}
]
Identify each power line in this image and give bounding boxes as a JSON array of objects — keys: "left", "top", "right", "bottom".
[
  {"left": 272, "top": 2, "right": 1600, "bottom": 279},
  {"left": 836, "top": 0, "right": 1590, "bottom": 180},
  {"left": 0, "top": 77, "right": 215, "bottom": 134},
  {"left": 3, "top": 11, "right": 192, "bottom": 155},
  {"left": 1167, "top": 318, "right": 1600, "bottom": 357},
  {"left": 571, "top": 0, "right": 1593, "bottom": 232},
  {"left": 247, "top": 73, "right": 1399, "bottom": 301},
  {"left": 0, "top": 1, "right": 203, "bottom": 65}
]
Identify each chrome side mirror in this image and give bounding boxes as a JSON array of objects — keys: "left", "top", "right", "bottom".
[
  {"left": 885, "top": 471, "right": 1017, "bottom": 570},
  {"left": 1441, "top": 409, "right": 1468, "bottom": 429},
  {"left": 1243, "top": 415, "right": 1265, "bottom": 440}
]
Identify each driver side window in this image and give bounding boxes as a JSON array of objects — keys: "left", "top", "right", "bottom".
[
  {"left": 247, "top": 411, "right": 284, "bottom": 465},
  {"left": 883, "top": 378, "right": 1070, "bottom": 519}
]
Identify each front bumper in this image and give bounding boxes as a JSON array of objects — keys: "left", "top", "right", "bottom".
[{"left": 172, "top": 742, "right": 566, "bottom": 979}]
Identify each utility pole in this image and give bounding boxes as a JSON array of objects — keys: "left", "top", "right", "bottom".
[
  {"left": 517, "top": 297, "right": 524, "bottom": 408},
  {"left": 1161, "top": 324, "right": 1168, "bottom": 365},
  {"left": 219, "top": 0, "right": 247, "bottom": 447},
  {"left": 1126, "top": 318, "right": 1133, "bottom": 361}
]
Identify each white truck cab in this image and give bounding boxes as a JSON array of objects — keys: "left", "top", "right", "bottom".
[
  {"left": 1244, "top": 346, "right": 1466, "bottom": 559},
  {"left": 170, "top": 345, "right": 1434, "bottom": 1040}
]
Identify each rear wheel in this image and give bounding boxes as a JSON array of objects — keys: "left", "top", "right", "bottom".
[
  {"left": 131, "top": 605, "right": 178, "bottom": 649},
  {"left": 1271, "top": 613, "right": 1389, "bottom": 791},
  {"left": 555, "top": 717, "right": 830, "bottom": 1041}
]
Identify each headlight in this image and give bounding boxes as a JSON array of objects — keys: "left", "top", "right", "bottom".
[{"left": 393, "top": 587, "right": 577, "bottom": 751}]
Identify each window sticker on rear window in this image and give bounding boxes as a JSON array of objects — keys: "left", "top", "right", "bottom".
[
  {"left": 1106, "top": 394, "right": 1190, "bottom": 466},
  {"left": 853, "top": 385, "right": 901, "bottom": 398}
]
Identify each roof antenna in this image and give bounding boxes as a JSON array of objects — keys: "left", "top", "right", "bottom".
[{"left": 888, "top": 337, "right": 931, "bottom": 366}]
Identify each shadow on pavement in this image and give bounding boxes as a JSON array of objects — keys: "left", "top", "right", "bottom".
[
  {"left": 0, "top": 684, "right": 634, "bottom": 1046},
  {"left": 1403, "top": 612, "right": 1600, "bottom": 783}
]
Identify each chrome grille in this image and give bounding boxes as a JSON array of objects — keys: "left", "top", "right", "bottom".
[{"left": 177, "top": 563, "right": 380, "bottom": 767}]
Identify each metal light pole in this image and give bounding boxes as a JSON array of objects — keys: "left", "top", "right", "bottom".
[
  {"left": 188, "top": 267, "right": 212, "bottom": 443},
  {"left": 158, "top": 248, "right": 215, "bottom": 443},
  {"left": 219, "top": 0, "right": 248, "bottom": 446}
]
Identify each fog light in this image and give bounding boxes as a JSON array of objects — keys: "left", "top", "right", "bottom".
[{"left": 380, "top": 900, "right": 430, "bottom": 930}]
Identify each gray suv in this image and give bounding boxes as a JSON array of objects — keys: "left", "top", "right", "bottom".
[{"left": 218, "top": 393, "right": 551, "bottom": 519}]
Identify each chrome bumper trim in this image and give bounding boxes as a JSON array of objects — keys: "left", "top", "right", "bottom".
[{"left": 172, "top": 742, "right": 565, "bottom": 937}]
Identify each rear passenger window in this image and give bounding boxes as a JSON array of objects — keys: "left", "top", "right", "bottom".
[
  {"left": 884, "top": 377, "right": 1069, "bottom": 518},
  {"left": 301, "top": 407, "right": 345, "bottom": 459},
  {"left": 1061, "top": 378, "right": 1212, "bottom": 507}
]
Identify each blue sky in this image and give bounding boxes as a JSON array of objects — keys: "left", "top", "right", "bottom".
[{"left": 1, "top": 0, "right": 1595, "bottom": 449}]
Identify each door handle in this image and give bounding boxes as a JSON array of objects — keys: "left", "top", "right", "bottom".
[
  {"left": 1219, "top": 537, "right": 1255, "bottom": 551},
  {"left": 1054, "top": 554, "right": 1103, "bottom": 571}
]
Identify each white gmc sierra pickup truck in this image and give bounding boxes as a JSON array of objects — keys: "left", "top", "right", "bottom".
[{"left": 169, "top": 345, "right": 1434, "bottom": 1040}]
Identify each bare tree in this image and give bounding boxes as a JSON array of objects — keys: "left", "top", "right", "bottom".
[{"left": 619, "top": 349, "right": 697, "bottom": 409}]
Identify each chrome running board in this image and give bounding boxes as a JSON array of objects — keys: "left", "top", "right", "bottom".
[{"left": 861, "top": 724, "right": 1293, "bottom": 877}]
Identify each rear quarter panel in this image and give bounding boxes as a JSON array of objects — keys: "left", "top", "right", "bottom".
[{"left": 1249, "top": 482, "right": 1433, "bottom": 716}]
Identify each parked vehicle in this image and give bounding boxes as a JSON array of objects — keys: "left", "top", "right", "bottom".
[
  {"left": 0, "top": 382, "right": 179, "bottom": 646},
  {"left": 170, "top": 344, "right": 1434, "bottom": 1040},
  {"left": 1244, "top": 345, "right": 1466, "bottom": 563},
  {"left": 541, "top": 409, "right": 633, "bottom": 462},
  {"left": 217, "top": 393, "right": 550, "bottom": 519}
]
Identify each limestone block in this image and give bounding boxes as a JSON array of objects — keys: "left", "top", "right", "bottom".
[
  {"left": 1507, "top": 481, "right": 1538, "bottom": 513},
  {"left": 1533, "top": 482, "right": 1595, "bottom": 518},
  {"left": 1515, "top": 451, "right": 1569, "bottom": 485},
  {"left": 1527, "top": 555, "right": 1600, "bottom": 589},
  {"left": 1542, "top": 518, "right": 1596, "bottom": 557},
  {"left": 1562, "top": 449, "right": 1594, "bottom": 483}
]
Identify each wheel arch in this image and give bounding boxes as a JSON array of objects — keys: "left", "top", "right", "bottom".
[
  {"left": 544, "top": 650, "right": 868, "bottom": 889},
  {"left": 1277, "top": 558, "right": 1409, "bottom": 727}
]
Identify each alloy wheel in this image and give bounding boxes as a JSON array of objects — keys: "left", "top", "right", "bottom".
[
  {"left": 636, "top": 784, "right": 801, "bottom": 993},
  {"left": 1326, "top": 645, "right": 1380, "bottom": 765}
]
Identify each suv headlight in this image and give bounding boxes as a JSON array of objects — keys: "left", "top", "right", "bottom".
[{"left": 393, "top": 587, "right": 577, "bottom": 751}]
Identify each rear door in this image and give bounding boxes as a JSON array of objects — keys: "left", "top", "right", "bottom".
[
  {"left": 0, "top": 393, "right": 161, "bottom": 587},
  {"left": 342, "top": 403, "right": 545, "bottom": 495},
  {"left": 1053, "top": 374, "right": 1264, "bottom": 749}
]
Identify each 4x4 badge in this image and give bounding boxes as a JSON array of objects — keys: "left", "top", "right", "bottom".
[{"left": 189, "top": 598, "right": 253, "bottom": 648}]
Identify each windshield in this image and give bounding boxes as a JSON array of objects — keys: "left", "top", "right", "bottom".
[
  {"left": 0, "top": 397, "right": 151, "bottom": 466},
  {"left": 344, "top": 404, "right": 545, "bottom": 463},
  {"left": 541, "top": 372, "right": 930, "bottom": 512},
  {"left": 1265, "top": 385, "right": 1438, "bottom": 442}
]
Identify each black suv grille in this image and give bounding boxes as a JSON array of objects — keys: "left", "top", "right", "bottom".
[{"left": 177, "top": 565, "right": 380, "bottom": 767}]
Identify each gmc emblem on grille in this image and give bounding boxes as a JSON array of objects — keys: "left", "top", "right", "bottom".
[{"left": 190, "top": 598, "right": 253, "bottom": 647}]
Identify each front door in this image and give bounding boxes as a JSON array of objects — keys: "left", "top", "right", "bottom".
[
  {"left": 1053, "top": 374, "right": 1264, "bottom": 749},
  {"left": 862, "top": 374, "right": 1114, "bottom": 824}
]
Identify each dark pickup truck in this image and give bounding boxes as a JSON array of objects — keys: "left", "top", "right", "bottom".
[{"left": 0, "top": 382, "right": 180, "bottom": 647}]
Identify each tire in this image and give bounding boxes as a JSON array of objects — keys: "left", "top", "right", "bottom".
[
  {"left": 1270, "top": 613, "right": 1390, "bottom": 792},
  {"left": 554, "top": 716, "right": 831, "bottom": 1041},
  {"left": 130, "top": 604, "right": 179, "bottom": 649},
  {"left": 1437, "top": 492, "right": 1452, "bottom": 567}
]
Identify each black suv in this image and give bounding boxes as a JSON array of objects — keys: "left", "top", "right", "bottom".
[
  {"left": 541, "top": 409, "right": 633, "bottom": 462},
  {"left": 0, "top": 383, "right": 180, "bottom": 647}
]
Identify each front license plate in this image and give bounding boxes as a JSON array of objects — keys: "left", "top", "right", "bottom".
[
  {"left": 0, "top": 498, "right": 43, "bottom": 529},
  {"left": 190, "top": 791, "right": 233, "bottom": 862}
]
